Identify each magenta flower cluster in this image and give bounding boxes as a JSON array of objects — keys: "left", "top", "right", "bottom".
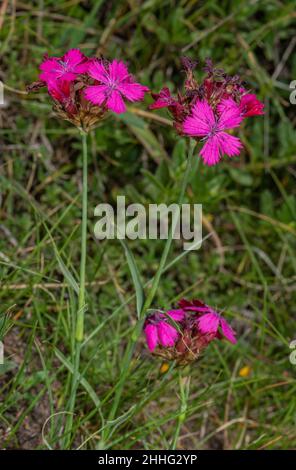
[
  {"left": 40, "top": 48, "right": 149, "bottom": 113},
  {"left": 29, "top": 51, "right": 264, "bottom": 166},
  {"left": 150, "top": 58, "right": 264, "bottom": 166},
  {"left": 144, "top": 299, "right": 237, "bottom": 365},
  {"left": 28, "top": 51, "right": 264, "bottom": 365},
  {"left": 28, "top": 49, "right": 149, "bottom": 131}
]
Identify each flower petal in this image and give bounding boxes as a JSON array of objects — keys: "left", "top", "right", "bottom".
[
  {"left": 199, "top": 135, "right": 221, "bottom": 166},
  {"left": 39, "top": 58, "right": 60, "bottom": 73},
  {"left": 149, "top": 87, "right": 175, "bottom": 110},
  {"left": 144, "top": 324, "right": 158, "bottom": 352},
  {"left": 63, "top": 48, "right": 85, "bottom": 67},
  {"left": 108, "top": 60, "right": 130, "bottom": 82},
  {"left": 220, "top": 318, "right": 237, "bottom": 344},
  {"left": 84, "top": 85, "right": 108, "bottom": 105},
  {"left": 107, "top": 90, "right": 126, "bottom": 113},
  {"left": 158, "top": 322, "right": 179, "bottom": 348},
  {"left": 74, "top": 62, "right": 89, "bottom": 74},
  {"left": 88, "top": 60, "right": 109, "bottom": 84},
  {"left": 218, "top": 103, "right": 243, "bottom": 130},
  {"left": 117, "top": 82, "right": 149, "bottom": 102},
  {"left": 183, "top": 100, "right": 215, "bottom": 137},
  {"left": 239, "top": 94, "right": 264, "bottom": 117},
  {"left": 217, "top": 97, "right": 239, "bottom": 115},
  {"left": 57, "top": 71, "right": 77, "bottom": 82},
  {"left": 166, "top": 309, "right": 185, "bottom": 322},
  {"left": 217, "top": 132, "right": 243, "bottom": 157},
  {"left": 197, "top": 312, "right": 220, "bottom": 334}
]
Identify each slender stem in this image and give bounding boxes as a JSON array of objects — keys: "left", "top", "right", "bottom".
[
  {"left": 104, "top": 140, "right": 196, "bottom": 440},
  {"left": 171, "top": 372, "right": 190, "bottom": 449},
  {"left": 65, "top": 131, "right": 88, "bottom": 447},
  {"left": 76, "top": 131, "right": 88, "bottom": 341},
  {"left": 142, "top": 139, "right": 196, "bottom": 313}
]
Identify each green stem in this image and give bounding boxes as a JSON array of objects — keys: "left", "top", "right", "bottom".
[
  {"left": 171, "top": 372, "right": 190, "bottom": 449},
  {"left": 65, "top": 131, "right": 88, "bottom": 447},
  {"left": 142, "top": 140, "right": 196, "bottom": 313},
  {"left": 104, "top": 140, "right": 196, "bottom": 442},
  {"left": 76, "top": 131, "right": 88, "bottom": 341}
]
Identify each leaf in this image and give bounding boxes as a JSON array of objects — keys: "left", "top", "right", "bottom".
[
  {"left": 54, "top": 348, "right": 101, "bottom": 410},
  {"left": 0, "top": 360, "right": 17, "bottom": 375},
  {"left": 119, "top": 239, "right": 145, "bottom": 318},
  {"left": 43, "top": 223, "right": 79, "bottom": 295},
  {"left": 228, "top": 167, "right": 253, "bottom": 186},
  {"left": 260, "top": 190, "right": 274, "bottom": 218},
  {"left": 118, "top": 112, "right": 168, "bottom": 163},
  {"left": 55, "top": 250, "right": 79, "bottom": 295},
  {"left": 141, "top": 169, "right": 166, "bottom": 192}
]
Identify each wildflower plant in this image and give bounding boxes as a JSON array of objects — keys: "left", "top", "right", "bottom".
[
  {"left": 141, "top": 58, "right": 263, "bottom": 368},
  {"left": 28, "top": 52, "right": 263, "bottom": 447},
  {"left": 27, "top": 48, "right": 149, "bottom": 444}
]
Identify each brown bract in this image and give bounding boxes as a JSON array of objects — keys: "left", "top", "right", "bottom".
[
  {"left": 152, "top": 328, "right": 216, "bottom": 366},
  {"left": 27, "top": 77, "right": 108, "bottom": 133}
]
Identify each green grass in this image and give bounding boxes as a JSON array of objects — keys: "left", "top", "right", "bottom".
[{"left": 0, "top": 0, "right": 296, "bottom": 450}]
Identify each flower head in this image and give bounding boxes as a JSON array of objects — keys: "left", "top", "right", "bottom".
[
  {"left": 183, "top": 99, "right": 243, "bottom": 165},
  {"left": 217, "top": 94, "right": 265, "bottom": 119},
  {"left": 144, "top": 310, "right": 185, "bottom": 352},
  {"left": 239, "top": 93, "right": 265, "bottom": 117},
  {"left": 144, "top": 299, "right": 237, "bottom": 365},
  {"left": 47, "top": 79, "right": 76, "bottom": 114},
  {"left": 150, "top": 58, "right": 264, "bottom": 166},
  {"left": 196, "top": 309, "right": 237, "bottom": 344},
  {"left": 149, "top": 87, "right": 177, "bottom": 110},
  {"left": 39, "top": 49, "right": 89, "bottom": 83},
  {"left": 84, "top": 59, "right": 149, "bottom": 114},
  {"left": 28, "top": 51, "right": 149, "bottom": 131},
  {"left": 180, "top": 298, "right": 237, "bottom": 344}
]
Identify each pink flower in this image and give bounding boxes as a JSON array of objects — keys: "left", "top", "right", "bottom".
[
  {"left": 144, "top": 310, "right": 185, "bottom": 352},
  {"left": 179, "top": 298, "right": 237, "bottom": 344},
  {"left": 84, "top": 59, "right": 149, "bottom": 114},
  {"left": 218, "top": 95, "right": 264, "bottom": 118},
  {"left": 143, "top": 299, "right": 237, "bottom": 363},
  {"left": 39, "top": 49, "right": 89, "bottom": 83},
  {"left": 197, "top": 309, "right": 237, "bottom": 344},
  {"left": 217, "top": 97, "right": 240, "bottom": 115},
  {"left": 30, "top": 50, "right": 148, "bottom": 131},
  {"left": 149, "top": 87, "right": 177, "bottom": 110},
  {"left": 183, "top": 99, "right": 243, "bottom": 166},
  {"left": 178, "top": 298, "right": 211, "bottom": 313},
  {"left": 150, "top": 59, "right": 264, "bottom": 166},
  {"left": 46, "top": 79, "right": 78, "bottom": 116},
  {"left": 239, "top": 93, "right": 264, "bottom": 117}
]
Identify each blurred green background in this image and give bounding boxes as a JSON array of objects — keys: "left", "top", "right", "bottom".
[{"left": 0, "top": 0, "right": 296, "bottom": 450}]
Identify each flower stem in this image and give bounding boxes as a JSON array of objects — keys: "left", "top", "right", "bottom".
[
  {"left": 65, "top": 131, "right": 88, "bottom": 447},
  {"left": 142, "top": 140, "right": 196, "bottom": 313},
  {"left": 171, "top": 373, "right": 190, "bottom": 449},
  {"left": 104, "top": 140, "right": 196, "bottom": 441},
  {"left": 76, "top": 131, "right": 88, "bottom": 342}
]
